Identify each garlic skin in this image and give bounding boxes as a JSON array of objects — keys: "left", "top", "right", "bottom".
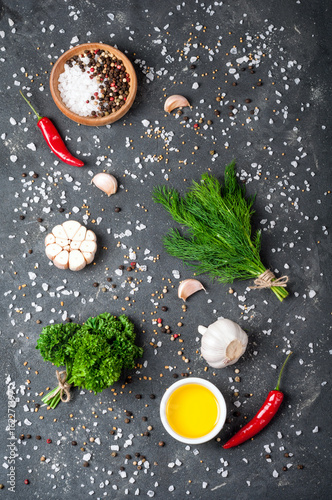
[
  {"left": 92, "top": 173, "right": 118, "bottom": 196},
  {"left": 198, "top": 319, "right": 248, "bottom": 369},
  {"left": 178, "top": 278, "right": 205, "bottom": 301},
  {"left": 164, "top": 95, "right": 190, "bottom": 113}
]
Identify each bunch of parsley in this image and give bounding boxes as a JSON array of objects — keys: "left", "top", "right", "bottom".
[{"left": 36, "top": 313, "right": 143, "bottom": 408}]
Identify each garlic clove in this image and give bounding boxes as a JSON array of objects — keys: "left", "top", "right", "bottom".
[
  {"left": 72, "top": 225, "right": 87, "bottom": 242},
  {"left": 62, "top": 220, "right": 81, "bottom": 240},
  {"left": 178, "top": 278, "right": 205, "bottom": 301},
  {"left": 69, "top": 249, "right": 87, "bottom": 272},
  {"left": 199, "top": 318, "right": 248, "bottom": 369},
  {"left": 86, "top": 229, "right": 97, "bottom": 242},
  {"left": 52, "top": 224, "right": 68, "bottom": 240},
  {"left": 53, "top": 250, "right": 69, "bottom": 270},
  {"left": 45, "top": 233, "right": 56, "bottom": 246},
  {"left": 80, "top": 240, "right": 97, "bottom": 254},
  {"left": 45, "top": 243, "right": 62, "bottom": 261},
  {"left": 82, "top": 251, "right": 95, "bottom": 265},
  {"left": 70, "top": 240, "right": 81, "bottom": 250},
  {"left": 92, "top": 173, "right": 118, "bottom": 197},
  {"left": 164, "top": 95, "right": 190, "bottom": 113},
  {"left": 55, "top": 237, "right": 69, "bottom": 248}
]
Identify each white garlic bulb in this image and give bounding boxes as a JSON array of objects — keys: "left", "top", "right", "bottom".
[
  {"left": 198, "top": 318, "right": 248, "bottom": 369},
  {"left": 45, "top": 220, "right": 97, "bottom": 271}
]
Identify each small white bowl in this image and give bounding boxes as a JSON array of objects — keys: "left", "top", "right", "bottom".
[{"left": 160, "top": 377, "right": 227, "bottom": 444}]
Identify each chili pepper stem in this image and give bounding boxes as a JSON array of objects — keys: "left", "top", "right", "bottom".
[
  {"left": 19, "top": 90, "right": 43, "bottom": 120},
  {"left": 275, "top": 351, "right": 293, "bottom": 391}
]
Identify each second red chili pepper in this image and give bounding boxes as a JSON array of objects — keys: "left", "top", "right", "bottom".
[
  {"left": 223, "top": 351, "right": 293, "bottom": 449},
  {"left": 20, "top": 91, "right": 84, "bottom": 167}
]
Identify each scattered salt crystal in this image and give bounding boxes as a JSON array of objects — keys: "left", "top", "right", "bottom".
[
  {"left": 272, "top": 470, "right": 279, "bottom": 478},
  {"left": 10, "top": 155, "right": 17, "bottom": 162},
  {"left": 27, "top": 143, "right": 36, "bottom": 151},
  {"left": 308, "top": 290, "right": 316, "bottom": 298},
  {"left": 312, "top": 426, "right": 319, "bottom": 433}
]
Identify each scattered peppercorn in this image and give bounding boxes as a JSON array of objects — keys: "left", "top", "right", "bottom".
[
  {"left": 36, "top": 435, "right": 41, "bottom": 440},
  {"left": 158, "top": 441, "right": 165, "bottom": 447},
  {"left": 161, "top": 306, "right": 168, "bottom": 311},
  {"left": 93, "top": 282, "right": 99, "bottom": 287},
  {"left": 24, "top": 479, "right": 30, "bottom": 485},
  {"left": 83, "top": 461, "right": 89, "bottom": 467},
  {"left": 114, "top": 207, "right": 121, "bottom": 213},
  {"left": 72, "top": 441, "right": 77, "bottom": 446},
  {"left": 46, "top": 438, "right": 52, "bottom": 444},
  {"left": 149, "top": 394, "right": 156, "bottom": 400},
  {"left": 135, "top": 394, "right": 142, "bottom": 399}
]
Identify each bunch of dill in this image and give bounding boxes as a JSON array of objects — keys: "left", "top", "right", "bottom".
[{"left": 152, "top": 161, "right": 288, "bottom": 302}]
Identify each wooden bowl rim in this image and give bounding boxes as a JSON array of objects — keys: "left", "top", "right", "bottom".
[{"left": 50, "top": 42, "right": 137, "bottom": 126}]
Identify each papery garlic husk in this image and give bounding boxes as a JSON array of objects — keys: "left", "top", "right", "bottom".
[
  {"left": 178, "top": 278, "right": 205, "bottom": 301},
  {"left": 45, "top": 220, "right": 97, "bottom": 271},
  {"left": 198, "top": 318, "right": 248, "bottom": 369},
  {"left": 92, "top": 173, "right": 118, "bottom": 196},
  {"left": 164, "top": 95, "right": 190, "bottom": 113}
]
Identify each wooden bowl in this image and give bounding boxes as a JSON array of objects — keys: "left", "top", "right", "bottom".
[{"left": 50, "top": 43, "right": 137, "bottom": 126}]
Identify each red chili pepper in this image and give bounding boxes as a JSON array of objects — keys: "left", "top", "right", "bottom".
[
  {"left": 19, "top": 91, "right": 84, "bottom": 167},
  {"left": 223, "top": 352, "right": 293, "bottom": 449}
]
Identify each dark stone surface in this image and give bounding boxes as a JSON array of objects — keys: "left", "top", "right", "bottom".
[{"left": 0, "top": 0, "right": 331, "bottom": 498}]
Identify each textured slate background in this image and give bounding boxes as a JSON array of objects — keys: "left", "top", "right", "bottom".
[{"left": 0, "top": 0, "right": 331, "bottom": 499}]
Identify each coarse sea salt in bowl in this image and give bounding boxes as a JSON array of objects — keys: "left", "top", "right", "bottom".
[{"left": 50, "top": 43, "right": 137, "bottom": 126}]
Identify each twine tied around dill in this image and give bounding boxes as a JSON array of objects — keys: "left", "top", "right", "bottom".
[
  {"left": 250, "top": 269, "right": 289, "bottom": 290},
  {"left": 44, "top": 370, "right": 72, "bottom": 403}
]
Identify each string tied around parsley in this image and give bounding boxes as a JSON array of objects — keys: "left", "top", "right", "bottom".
[
  {"left": 55, "top": 370, "right": 72, "bottom": 403},
  {"left": 250, "top": 269, "right": 289, "bottom": 290}
]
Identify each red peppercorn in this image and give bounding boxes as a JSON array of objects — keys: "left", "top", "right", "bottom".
[
  {"left": 130, "top": 262, "right": 136, "bottom": 267},
  {"left": 86, "top": 100, "right": 89, "bottom": 103},
  {"left": 24, "top": 479, "right": 29, "bottom": 485},
  {"left": 193, "top": 123, "right": 199, "bottom": 129},
  {"left": 94, "top": 92, "right": 98, "bottom": 97},
  {"left": 173, "top": 334, "right": 179, "bottom": 339},
  {"left": 46, "top": 438, "right": 52, "bottom": 444},
  {"left": 117, "top": 65, "right": 121, "bottom": 69},
  {"left": 110, "top": 97, "right": 114, "bottom": 101},
  {"left": 157, "top": 318, "right": 162, "bottom": 324}
]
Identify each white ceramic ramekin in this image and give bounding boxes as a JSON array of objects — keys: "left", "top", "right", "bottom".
[{"left": 159, "top": 377, "right": 227, "bottom": 444}]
